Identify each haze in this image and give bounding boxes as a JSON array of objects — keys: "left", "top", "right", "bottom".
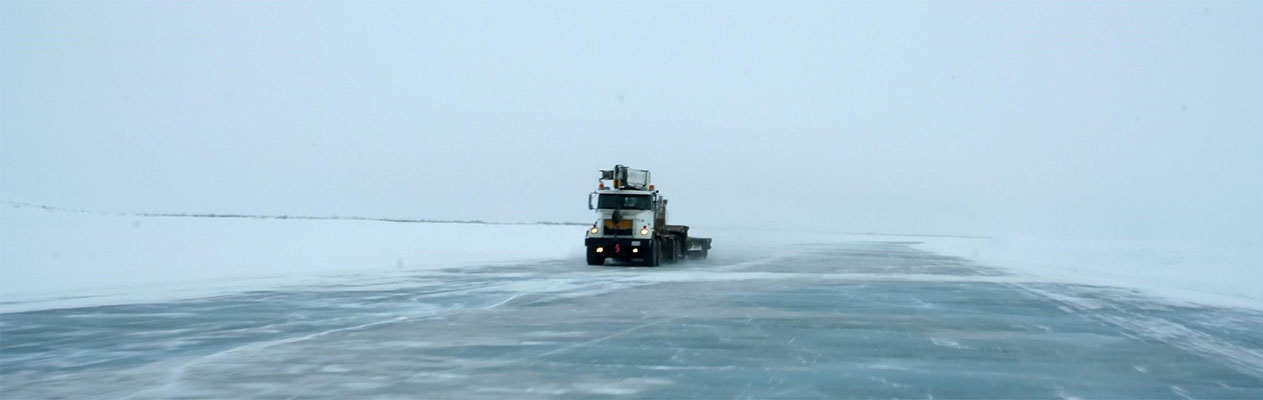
[{"left": 3, "top": 1, "right": 1260, "bottom": 243}]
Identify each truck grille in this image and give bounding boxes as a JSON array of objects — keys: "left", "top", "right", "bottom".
[{"left": 603, "top": 220, "right": 634, "bottom": 236}]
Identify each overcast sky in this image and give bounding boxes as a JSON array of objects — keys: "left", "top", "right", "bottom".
[{"left": 3, "top": 1, "right": 1260, "bottom": 241}]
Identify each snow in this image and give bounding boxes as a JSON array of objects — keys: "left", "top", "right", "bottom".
[
  {"left": 0, "top": 207, "right": 581, "bottom": 312},
  {"left": 0, "top": 206, "right": 867, "bottom": 312},
  {"left": 3, "top": 220, "right": 1262, "bottom": 398},
  {"left": 914, "top": 235, "right": 1263, "bottom": 311},
  {"left": 4, "top": 205, "right": 1260, "bottom": 313}
]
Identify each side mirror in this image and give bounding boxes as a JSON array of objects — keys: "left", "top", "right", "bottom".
[{"left": 588, "top": 192, "right": 595, "bottom": 210}]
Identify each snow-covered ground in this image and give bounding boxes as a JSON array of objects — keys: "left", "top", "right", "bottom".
[
  {"left": 4, "top": 208, "right": 1263, "bottom": 398},
  {"left": 0, "top": 207, "right": 882, "bottom": 312},
  {"left": 0, "top": 207, "right": 582, "bottom": 312},
  {"left": 4, "top": 206, "right": 1259, "bottom": 313},
  {"left": 4, "top": 238, "right": 1261, "bottom": 398},
  {"left": 915, "top": 236, "right": 1263, "bottom": 311}
]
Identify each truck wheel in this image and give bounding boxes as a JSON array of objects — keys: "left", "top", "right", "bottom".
[
  {"left": 661, "top": 237, "right": 674, "bottom": 264},
  {"left": 586, "top": 248, "right": 605, "bottom": 266},
  {"left": 672, "top": 234, "right": 687, "bottom": 262},
  {"left": 645, "top": 239, "right": 662, "bottom": 267}
]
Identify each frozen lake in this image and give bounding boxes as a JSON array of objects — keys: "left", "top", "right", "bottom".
[{"left": 3, "top": 241, "right": 1262, "bottom": 399}]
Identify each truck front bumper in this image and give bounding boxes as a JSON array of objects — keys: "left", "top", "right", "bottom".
[{"left": 585, "top": 237, "right": 649, "bottom": 259}]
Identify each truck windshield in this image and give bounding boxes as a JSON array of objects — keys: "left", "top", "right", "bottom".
[{"left": 597, "top": 194, "right": 652, "bottom": 210}]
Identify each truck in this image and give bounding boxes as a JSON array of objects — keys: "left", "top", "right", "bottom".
[{"left": 584, "top": 165, "right": 712, "bottom": 266}]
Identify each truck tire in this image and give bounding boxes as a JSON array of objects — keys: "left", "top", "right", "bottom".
[
  {"left": 661, "top": 236, "right": 674, "bottom": 263},
  {"left": 586, "top": 248, "right": 605, "bottom": 266},
  {"left": 645, "top": 239, "right": 662, "bottom": 267},
  {"left": 672, "top": 234, "right": 687, "bottom": 262}
]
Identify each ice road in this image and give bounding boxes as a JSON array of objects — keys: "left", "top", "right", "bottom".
[{"left": 3, "top": 242, "right": 1262, "bottom": 399}]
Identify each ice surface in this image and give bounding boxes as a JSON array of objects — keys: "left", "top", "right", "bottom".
[
  {"left": 3, "top": 210, "right": 1263, "bottom": 398},
  {"left": 2, "top": 240, "right": 1261, "bottom": 399}
]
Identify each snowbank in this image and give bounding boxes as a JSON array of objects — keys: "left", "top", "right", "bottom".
[
  {"left": 0, "top": 208, "right": 582, "bottom": 312},
  {"left": 915, "top": 236, "right": 1263, "bottom": 311}
]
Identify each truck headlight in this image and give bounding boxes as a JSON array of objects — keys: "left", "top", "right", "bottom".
[
  {"left": 590, "top": 227, "right": 599, "bottom": 234},
  {"left": 640, "top": 227, "right": 649, "bottom": 236}
]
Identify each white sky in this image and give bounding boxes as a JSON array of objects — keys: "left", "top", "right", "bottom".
[{"left": 3, "top": 1, "right": 1260, "bottom": 241}]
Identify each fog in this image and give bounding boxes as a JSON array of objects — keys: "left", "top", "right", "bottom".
[{"left": 3, "top": 1, "right": 1261, "bottom": 242}]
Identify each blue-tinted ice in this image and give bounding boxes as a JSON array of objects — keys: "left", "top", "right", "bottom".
[{"left": 3, "top": 242, "right": 1262, "bottom": 398}]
